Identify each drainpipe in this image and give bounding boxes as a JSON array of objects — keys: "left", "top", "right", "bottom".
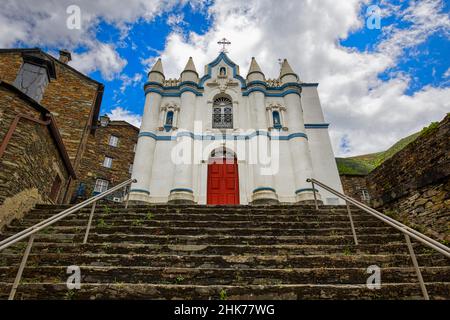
[{"left": 0, "top": 114, "right": 51, "bottom": 158}]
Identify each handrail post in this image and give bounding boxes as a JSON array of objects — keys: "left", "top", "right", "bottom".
[
  {"left": 311, "top": 181, "right": 319, "bottom": 210},
  {"left": 9, "top": 234, "right": 35, "bottom": 300},
  {"left": 124, "top": 185, "right": 130, "bottom": 209},
  {"left": 83, "top": 201, "right": 97, "bottom": 244},
  {"left": 346, "top": 200, "right": 358, "bottom": 245},
  {"left": 404, "top": 234, "right": 429, "bottom": 300}
]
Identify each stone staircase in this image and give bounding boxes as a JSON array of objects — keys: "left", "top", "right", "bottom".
[{"left": 0, "top": 204, "right": 449, "bottom": 300}]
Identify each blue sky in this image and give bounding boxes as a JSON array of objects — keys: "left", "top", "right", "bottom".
[
  {"left": 0, "top": 0, "right": 449, "bottom": 156},
  {"left": 92, "top": 5, "right": 213, "bottom": 117}
]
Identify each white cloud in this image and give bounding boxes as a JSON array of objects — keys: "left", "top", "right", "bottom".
[
  {"left": 70, "top": 43, "right": 128, "bottom": 80},
  {"left": 148, "top": 0, "right": 450, "bottom": 156},
  {"left": 119, "top": 73, "right": 144, "bottom": 93},
  {"left": 107, "top": 106, "right": 142, "bottom": 127},
  {"left": 444, "top": 68, "right": 450, "bottom": 78},
  {"left": 0, "top": 0, "right": 194, "bottom": 79}
]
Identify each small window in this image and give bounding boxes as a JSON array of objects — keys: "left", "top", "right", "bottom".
[
  {"left": 219, "top": 67, "right": 227, "bottom": 76},
  {"left": 109, "top": 135, "right": 119, "bottom": 147},
  {"left": 164, "top": 111, "right": 174, "bottom": 131},
  {"left": 94, "top": 179, "right": 109, "bottom": 193},
  {"left": 273, "top": 111, "right": 282, "bottom": 130},
  {"left": 361, "top": 189, "right": 370, "bottom": 201},
  {"left": 100, "top": 116, "right": 110, "bottom": 127},
  {"left": 103, "top": 156, "right": 113, "bottom": 168},
  {"left": 129, "top": 164, "right": 133, "bottom": 174}
]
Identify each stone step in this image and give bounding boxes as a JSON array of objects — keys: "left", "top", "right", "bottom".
[
  {"left": 9, "top": 218, "right": 388, "bottom": 229},
  {"left": 1, "top": 242, "right": 426, "bottom": 256},
  {"left": 1, "top": 253, "right": 447, "bottom": 269},
  {"left": 2, "top": 282, "right": 449, "bottom": 300},
  {"left": 4, "top": 282, "right": 450, "bottom": 300},
  {"left": 2, "top": 203, "right": 447, "bottom": 300},
  {"left": 2, "top": 225, "right": 397, "bottom": 237},
  {"left": 34, "top": 204, "right": 352, "bottom": 211},
  {"left": 1, "top": 266, "right": 449, "bottom": 285},
  {"left": 22, "top": 212, "right": 383, "bottom": 223},
  {"left": 0, "top": 233, "right": 405, "bottom": 246},
  {"left": 28, "top": 205, "right": 366, "bottom": 213}
]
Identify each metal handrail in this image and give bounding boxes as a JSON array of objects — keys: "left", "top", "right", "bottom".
[
  {"left": 0, "top": 178, "right": 136, "bottom": 299},
  {"left": 307, "top": 178, "right": 450, "bottom": 300}
]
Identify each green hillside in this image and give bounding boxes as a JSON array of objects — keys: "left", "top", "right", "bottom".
[{"left": 335, "top": 122, "right": 437, "bottom": 175}]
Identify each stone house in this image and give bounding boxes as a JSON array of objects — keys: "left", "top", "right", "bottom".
[
  {"left": 0, "top": 81, "right": 75, "bottom": 227},
  {"left": 0, "top": 48, "right": 104, "bottom": 202},
  {"left": 74, "top": 115, "right": 139, "bottom": 202}
]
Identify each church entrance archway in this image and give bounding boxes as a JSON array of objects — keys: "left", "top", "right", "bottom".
[{"left": 207, "top": 148, "right": 240, "bottom": 205}]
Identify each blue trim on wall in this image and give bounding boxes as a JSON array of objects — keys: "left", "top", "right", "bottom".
[
  {"left": 242, "top": 88, "right": 301, "bottom": 97},
  {"left": 253, "top": 187, "right": 276, "bottom": 193},
  {"left": 144, "top": 87, "right": 203, "bottom": 97},
  {"left": 138, "top": 131, "right": 308, "bottom": 141},
  {"left": 295, "top": 188, "right": 318, "bottom": 194},
  {"left": 304, "top": 123, "right": 330, "bottom": 129},
  {"left": 245, "top": 81, "right": 303, "bottom": 90},
  {"left": 143, "top": 81, "right": 163, "bottom": 88},
  {"left": 301, "top": 83, "right": 319, "bottom": 87},
  {"left": 130, "top": 189, "right": 150, "bottom": 195},
  {"left": 170, "top": 188, "right": 194, "bottom": 194}
]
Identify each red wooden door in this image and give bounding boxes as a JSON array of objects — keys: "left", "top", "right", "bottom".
[{"left": 207, "top": 158, "right": 240, "bottom": 205}]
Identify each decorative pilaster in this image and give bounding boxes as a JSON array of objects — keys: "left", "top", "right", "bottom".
[
  {"left": 246, "top": 58, "right": 279, "bottom": 205},
  {"left": 129, "top": 59, "right": 165, "bottom": 203},
  {"left": 282, "top": 86, "right": 322, "bottom": 204},
  {"left": 168, "top": 58, "right": 199, "bottom": 204}
]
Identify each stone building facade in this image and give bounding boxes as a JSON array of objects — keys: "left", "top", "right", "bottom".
[
  {"left": 367, "top": 114, "right": 450, "bottom": 241},
  {"left": 0, "top": 81, "right": 75, "bottom": 228},
  {"left": 340, "top": 174, "right": 371, "bottom": 205},
  {"left": 74, "top": 115, "right": 139, "bottom": 202},
  {"left": 0, "top": 48, "right": 104, "bottom": 202}
]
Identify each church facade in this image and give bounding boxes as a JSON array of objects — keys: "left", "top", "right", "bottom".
[{"left": 129, "top": 52, "right": 344, "bottom": 205}]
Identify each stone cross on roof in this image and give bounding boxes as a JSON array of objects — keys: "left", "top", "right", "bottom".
[{"left": 217, "top": 38, "right": 231, "bottom": 53}]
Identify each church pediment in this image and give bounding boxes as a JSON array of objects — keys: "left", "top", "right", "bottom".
[{"left": 199, "top": 52, "right": 246, "bottom": 88}]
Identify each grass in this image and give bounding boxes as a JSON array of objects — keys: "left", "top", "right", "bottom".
[
  {"left": 219, "top": 289, "right": 228, "bottom": 300},
  {"left": 336, "top": 127, "right": 425, "bottom": 175},
  {"left": 132, "top": 219, "right": 144, "bottom": 227},
  {"left": 103, "top": 205, "right": 111, "bottom": 215},
  {"left": 175, "top": 276, "right": 185, "bottom": 284},
  {"left": 146, "top": 212, "right": 154, "bottom": 221},
  {"left": 65, "top": 290, "right": 75, "bottom": 300},
  {"left": 343, "top": 247, "right": 353, "bottom": 256},
  {"left": 97, "top": 218, "right": 108, "bottom": 228}
]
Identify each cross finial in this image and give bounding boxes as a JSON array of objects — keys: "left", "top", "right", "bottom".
[
  {"left": 218, "top": 38, "right": 231, "bottom": 53},
  {"left": 278, "top": 59, "right": 283, "bottom": 67}
]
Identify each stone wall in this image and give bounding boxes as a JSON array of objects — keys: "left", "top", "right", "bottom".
[
  {"left": 75, "top": 119, "right": 139, "bottom": 202},
  {"left": 0, "top": 85, "right": 70, "bottom": 228},
  {"left": 367, "top": 114, "right": 450, "bottom": 241},
  {"left": 340, "top": 174, "right": 370, "bottom": 205},
  {"left": 0, "top": 49, "right": 104, "bottom": 202},
  {"left": 39, "top": 58, "right": 100, "bottom": 171}
]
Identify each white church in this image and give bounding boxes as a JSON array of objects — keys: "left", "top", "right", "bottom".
[{"left": 129, "top": 49, "right": 344, "bottom": 205}]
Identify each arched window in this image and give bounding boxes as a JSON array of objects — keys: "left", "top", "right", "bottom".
[
  {"left": 219, "top": 67, "right": 227, "bottom": 77},
  {"left": 213, "top": 97, "right": 233, "bottom": 129},
  {"left": 166, "top": 111, "right": 174, "bottom": 126},
  {"left": 164, "top": 111, "right": 174, "bottom": 131},
  {"left": 272, "top": 111, "right": 282, "bottom": 130}
]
